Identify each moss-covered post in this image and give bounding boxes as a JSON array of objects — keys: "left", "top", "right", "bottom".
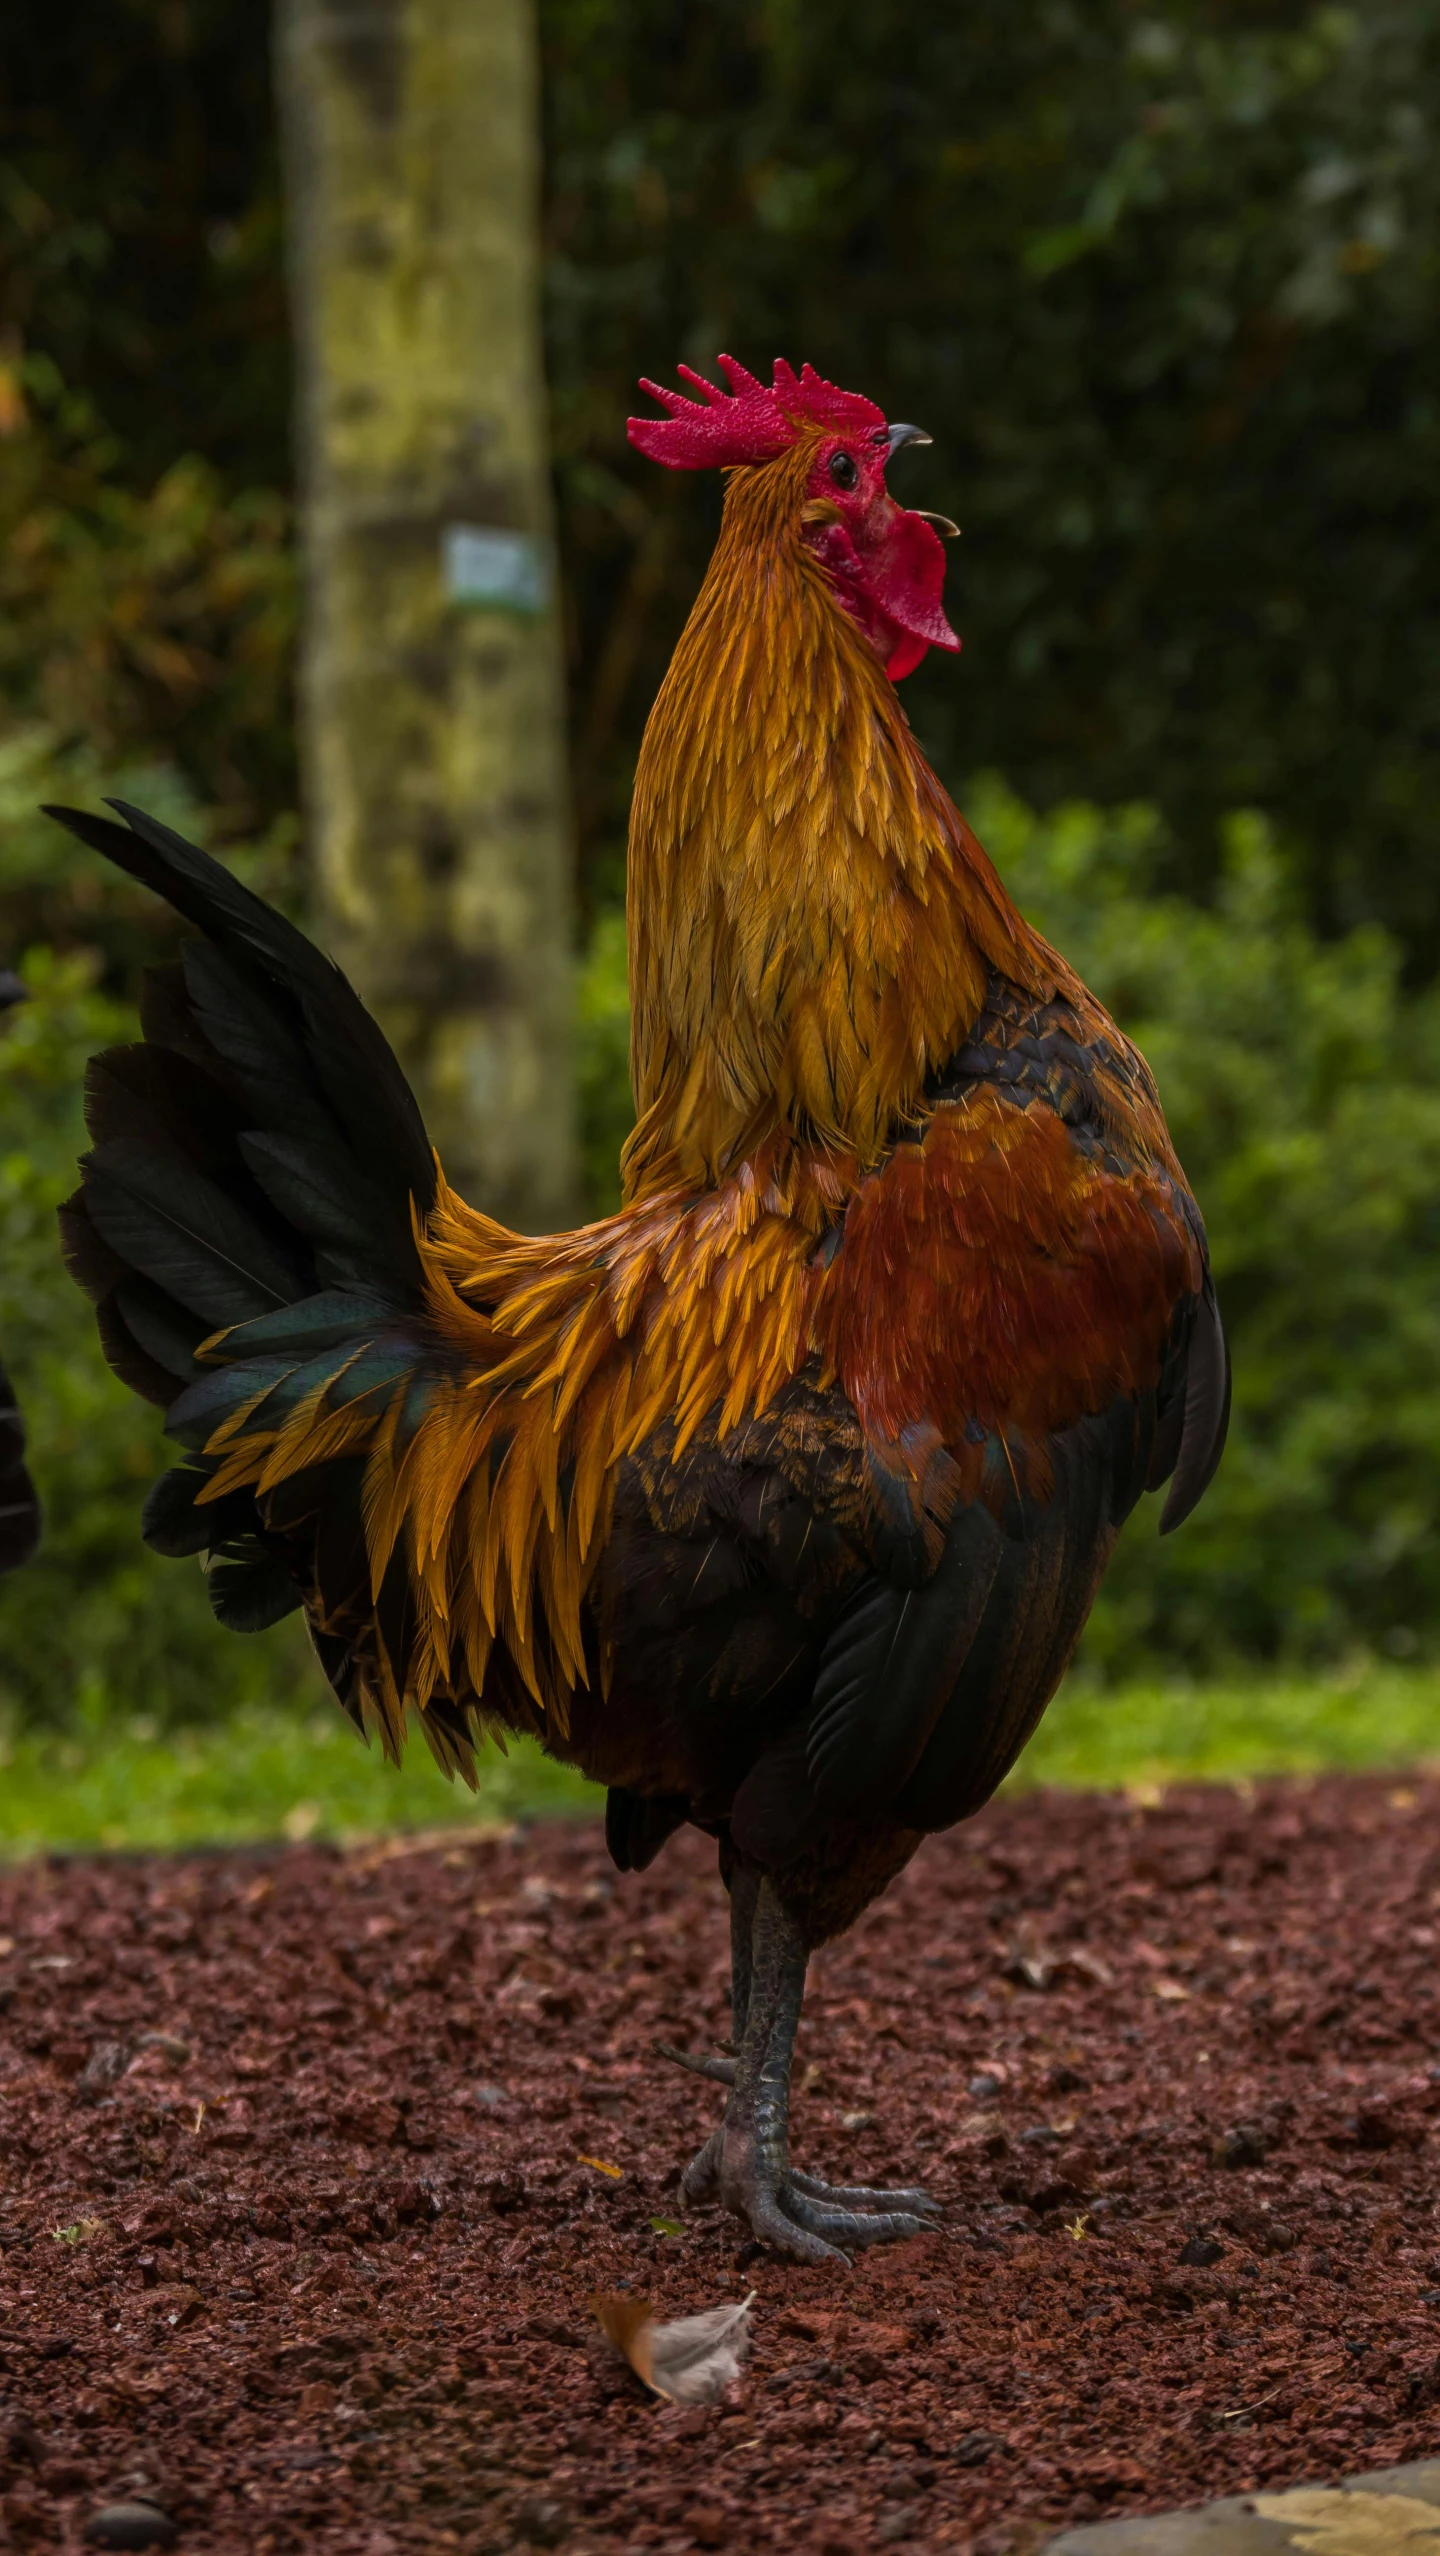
[{"left": 276, "top": 0, "right": 575, "bottom": 1227}]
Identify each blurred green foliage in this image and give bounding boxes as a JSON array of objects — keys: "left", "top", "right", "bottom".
[
  {"left": 3, "top": 0, "right": 293, "bottom": 891},
  {"left": 0, "top": 914, "right": 321, "bottom": 1739},
  {"left": 6, "top": 1, "right": 1440, "bottom": 950},
  {"left": 548, "top": 0, "right": 1440, "bottom": 950},
  {"left": 6, "top": 1658, "right": 1440, "bottom": 1854},
  {"left": 576, "top": 910, "right": 633, "bottom": 1216},
  {"left": 1022, "top": 1659, "right": 1440, "bottom": 1793},
  {"left": 973, "top": 779, "right": 1440, "bottom": 1672},
  {"left": 0, "top": 1712, "right": 596, "bottom": 1858}
]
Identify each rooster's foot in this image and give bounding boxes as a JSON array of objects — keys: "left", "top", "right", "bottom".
[
  {"left": 676, "top": 1871, "right": 940, "bottom": 2265},
  {"left": 682, "top": 2129, "right": 934, "bottom": 2262}
]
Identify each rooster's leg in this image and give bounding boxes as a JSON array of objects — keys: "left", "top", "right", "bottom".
[
  {"left": 680, "top": 1874, "right": 937, "bottom": 2264},
  {"left": 654, "top": 1863, "right": 759, "bottom": 2087},
  {"left": 727, "top": 1859, "right": 760, "bottom": 2043},
  {"left": 658, "top": 1858, "right": 760, "bottom": 2084}
]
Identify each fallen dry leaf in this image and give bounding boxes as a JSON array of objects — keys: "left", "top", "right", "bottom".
[
  {"left": 592, "top": 2290, "right": 754, "bottom": 2404},
  {"left": 1253, "top": 2488, "right": 1440, "bottom": 2550}
]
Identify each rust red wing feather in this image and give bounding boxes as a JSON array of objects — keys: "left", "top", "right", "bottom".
[
  {"left": 816, "top": 1090, "right": 1204, "bottom": 1454},
  {"left": 761, "top": 1077, "right": 1218, "bottom": 1838}
]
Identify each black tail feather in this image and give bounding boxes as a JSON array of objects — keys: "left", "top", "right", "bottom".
[
  {"left": 94, "top": 1294, "right": 188, "bottom": 1408},
  {"left": 237, "top": 1130, "right": 416, "bottom": 1293},
  {"left": 44, "top": 802, "right": 435, "bottom": 1227},
  {"left": 218, "top": 1290, "right": 404, "bottom": 1361},
  {"left": 139, "top": 958, "right": 226, "bottom": 1069},
  {"left": 181, "top": 941, "right": 341, "bottom": 1151},
  {"left": 85, "top": 1043, "right": 246, "bottom": 1172},
  {"left": 207, "top": 1541, "right": 306, "bottom": 1633},
  {"left": 113, "top": 1276, "right": 208, "bottom": 1387},
  {"left": 143, "top": 1463, "right": 258, "bottom": 1559},
  {"left": 0, "top": 1358, "right": 40, "bottom": 1575},
  {"left": 57, "top": 1190, "right": 127, "bottom": 1304},
  {"left": 45, "top": 798, "right": 445, "bottom": 1733},
  {"left": 83, "top": 1138, "right": 306, "bottom": 1328}
]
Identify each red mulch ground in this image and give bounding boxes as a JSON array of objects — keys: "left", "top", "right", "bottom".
[{"left": 5, "top": 1775, "right": 1440, "bottom": 2556}]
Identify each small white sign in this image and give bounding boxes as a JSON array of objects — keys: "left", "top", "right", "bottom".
[{"left": 442, "top": 523, "right": 552, "bottom": 614}]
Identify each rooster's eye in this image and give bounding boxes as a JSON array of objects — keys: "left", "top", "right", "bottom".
[{"left": 828, "top": 451, "right": 859, "bottom": 492}]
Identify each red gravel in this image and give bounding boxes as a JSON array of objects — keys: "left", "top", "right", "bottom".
[{"left": 5, "top": 1775, "right": 1440, "bottom": 2555}]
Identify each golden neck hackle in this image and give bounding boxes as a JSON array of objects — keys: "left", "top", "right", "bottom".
[{"left": 621, "top": 437, "right": 1046, "bottom": 1203}]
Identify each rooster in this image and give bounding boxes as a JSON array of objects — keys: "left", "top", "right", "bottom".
[{"left": 47, "top": 355, "right": 1227, "bottom": 2263}]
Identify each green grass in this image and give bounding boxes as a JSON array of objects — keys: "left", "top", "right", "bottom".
[
  {"left": 0, "top": 1709, "right": 598, "bottom": 1858},
  {"left": 1012, "top": 1659, "right": 1440, "bottom": 1791},
  {"left": 3, "top": 1662, "right": 1439, "bottom": 1858}
]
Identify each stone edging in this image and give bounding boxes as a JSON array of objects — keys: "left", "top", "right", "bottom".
[{"left": 1043, "top": 2457, "right": 1440, "bottom": 2550}]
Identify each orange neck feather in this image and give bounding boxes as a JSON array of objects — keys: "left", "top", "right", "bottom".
[{"left": 622, "top": 438, "right": 1049, "bottom": 1201}]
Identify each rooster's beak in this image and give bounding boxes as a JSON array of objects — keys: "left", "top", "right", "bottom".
[{"left": 886, "top": 422, "right": 932, "bottom": 456}]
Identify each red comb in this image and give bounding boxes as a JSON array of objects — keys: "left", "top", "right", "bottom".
[{"left": 628, "top": 355, "right": 887, "bottom": 471}]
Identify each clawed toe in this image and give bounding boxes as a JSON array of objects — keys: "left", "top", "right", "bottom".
[
  {"left": 748, "top": 2188, "right": 851, "bottom": 2266},
  {"left": 730, "top": 2171, "right": 933, "bottom": 2263},
  {"left": 778, "top": 2178, "right": 932, "bottom": 2252},
  {"left": 681, "top": 2125, "right": 722, "bottom": 2204},
  {"left": 788, "top": 2167, "right": 939, "bottom": 2217},
  {"left": 656, "top": 2040, "right": 737, "bottom": 2087}
]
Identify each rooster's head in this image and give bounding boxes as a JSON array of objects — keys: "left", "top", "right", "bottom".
[{"left": 628, "top": 355, "right": 959, "bottom": 683}]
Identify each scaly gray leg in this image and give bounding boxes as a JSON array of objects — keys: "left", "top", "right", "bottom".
[
  {"left": 727, "top": 1859, "right": 760, "bottom": 2045},
  {"left": 675, "top": 1874, "right": 938, "bottom": 2265},
  {"left": 654, "top": 1862, "right": 759, "bottom": 2088}
]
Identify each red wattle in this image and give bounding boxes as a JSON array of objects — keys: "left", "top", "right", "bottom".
[
  {"left": 804, "top": 503, "right": 959, "bottom": 683},
  {"left": 885, "top": 631, "right": 936, "bottom": 683}
]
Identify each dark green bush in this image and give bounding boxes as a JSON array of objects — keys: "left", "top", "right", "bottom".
[
  {"left": 0, "top": 736, "right": 321, "bottom": 1737},
  {"left": 575, "top": 909, "right": 632, "bottom": 1218},
  {"left": 974, "top": 780, "right": 1440, "bottom": 1673},
  {"left": 12, "top": 0, "right": 1440, "bottom": 955},
  {"left": 0, "top": 928, "right": 323, "bottom": 1738}
]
